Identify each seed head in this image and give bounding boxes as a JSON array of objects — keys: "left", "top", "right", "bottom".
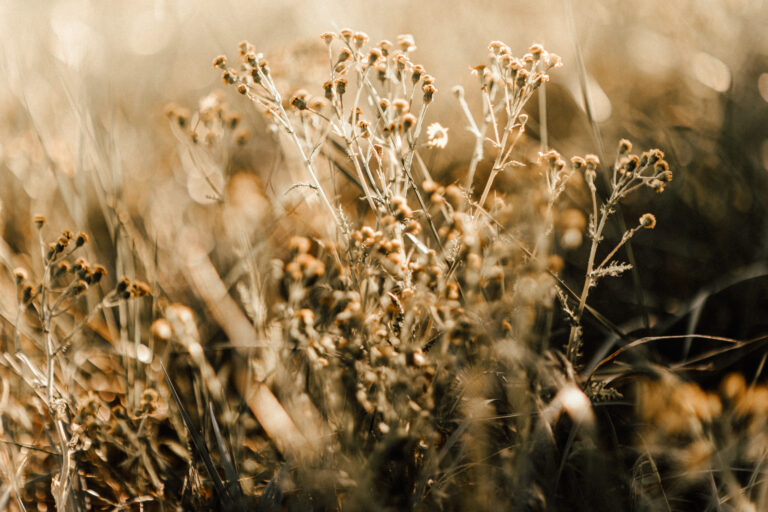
[
  {"left": 212, "top": 55, "right": 227, "bottom": 69},
  {"left": 335, "top": 78, "right": 347, "bottom": 96},
  {"left": 290, "top": 90, "right": 309, "bottom": 111},
  {"left": 91, "top": 264, "right": 107, "bottom": 283},
  {"left": 570, "top": 156, "right": 586, "bottom": 170},
  {"left": 13, "top": 267, "right": 28, "bottom": 285},
  {"left": 339, "top": 28, "right": 353, "bottom": 43},
  {"left": 367, "top": 48, "right": 382, "bottom": 66},
  {"left": 130, "top": 281, "right": 152, "bottom": 297},
  {"left": 402, "top": 113, "right": 417, "bottom": 131},
  {"left": 640, "top": 213, "right": 657, "bottom": 229},
  {"left": 397, "top": 34, "right": 416, "bottom": 52},
  {"left": 422, "top": 83, "right": 437, "bottom": 104},
  {"left": 352, "top": 31, "right": 368, "bottom": 49},
  {"left": 585, "top": 154, "right": 600, "bottom": 170},
  {"left": 320, "top": 32, "right": 336, "bottom": 45},
  {"left": 34, "top": 214, "right": 46, "bottom": 229},
  {"left": 222, "top": 68, "right": 237, "bottom": 85},
  {"left": 392, "top": 99, "right": 409, "bottom": 114},
  {"left": 618, "top": 139, "right": 632, "bottom": 155},
  {"left": 75, "top": 232, "right": 88, "bottom": 247},
  {"left": 377, "top": 40, "right": 393, "bottom": 56}
]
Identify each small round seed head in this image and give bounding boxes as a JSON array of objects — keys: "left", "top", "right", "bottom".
[
  {"left": 320, "top": 32, "right": 336, "bottom": 45},
  {"left": 236, "top": 83, "right": 248, "bottom": 95},
  {"left": 397, "top": 34, "right": 416, "bottom": 52},
  {"left": 140, "top": 388, "right": 160, "bottom": 414},
  {"left": 335, "top": 78, "right": 347, "bottom": 96},
  {"left": 367, "top": 47, "right": 382, "bottom": 66},
  {"left": 402, "top": 113, "right": 417, "bottom": 131},
  {"left": 339, "top": 28, "right": 354, "bottom": 42},
  {"left": 529, "top": 43, "right": 544, "bottom": 58},
  {"left": 585, "top": 154, "right": 600, "bottom": 170},
  {"left": 625, "top": 155, "right": 640, "bottom": 173},
  {"left": 570, "top": 156, "right": 586, "bottom": 170},
  {"left": 130, "top": 281, "right": 152, "bottom": 297},
  {"left": 352, "top": 31, "right": 369, "bottom": 49},
  {"left": 422, "top": 83, "right": 437, "bottom": 104},
  {"left": 75, "top": 232, "right": 88, "bottom": 247},
  {"left": 13, "top": 267, "right": 28, "bottom": 285},
  {"left": 377, "top": 39, "right": 393, "bottom": 56},
  {"left": 488, "top": 41, "right": 507, "bottom": 55},
  {"left": 392, "top": 98, "right": 409, "bottom": 114},
  {"left": 54, "top": 260, "right": 70, "bottom": 278},
  {"left": 73, "top": 280, "right": 89, "bottom": 295},
  {"left": 358, "top": 120, "right": 371, "bottom": 138},
  {"left": 212, "top": 55, "right": 227, "bottom": 69},
  {"left": 33, "top": 214, "right": 46, "bottom": 229},
  {"left": 640, "top": 213, "right": 657, "bottom": 229},
  {"left": 336, "top": 48, "right": 352, "bottom": 64},
  {"left": 22, "top": 284, "right": 35, "bottom": 304},
  {"left": 618, "top": 139, "right": 632, "bottom": 154},
  {"left": 322, "top": 80, "right": 334, "bottom": 100},
  {"left": 289, "top": 235, "right": 312, "bottom": 255},
  {"left": 289, "top": 90, "right": 309, "bottom": 111},
  {"left": 257, "top": 57, "right": 270, "bottom": 76},
  {"left": 406, "top": 65, "right": 422, "bottom": 84},
  {"left": 91, "top": 264, "right": 107, "bottom": 283},
  {"left": 116, "top": 277, "right": 131, "bottom": 297},
  {"left": 222, "top": 68, "right": 237, "bottom": 85}
]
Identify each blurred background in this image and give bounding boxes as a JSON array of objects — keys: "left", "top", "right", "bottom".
[{"left": 1, "top": 0, "right": 768, "bottom": 364}]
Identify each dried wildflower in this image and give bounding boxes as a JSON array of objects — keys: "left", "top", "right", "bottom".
[
  {"left": 75, "top": 232, "right": 88, "bottom": 247},
  {"left": 640, "top": 213, "right": 657, "bottom": 229},
  {"left": 289, "top": 235, "right": 312, "bottom": 255},
  {"left": 335, "top": 78, "right": 347, "bottom": 96},
  {"left": 140, "top": 388, "right": 160, "bottom": 415},
  {"left": 377, "top": 39, "right": 393, "bottom": 56},
  {"left": 397, "top": 34, "right": 416, "bottom": 52},
  {"left": 320, "top": 32, "right": 335, "bottom": 45},
  {"left": 13, "top": 267, "right": 28, "bottom": 285},
  {"left": 339, "top": 28, "right": 354, "bottom": 43},
  {"left": 426, "top": 122, "right": 449, "bottom": 148},
  {"left": 212, "top": 55, "right": 227, "bottom": 69},
  {"left": 289, "top": 90, "right": 309, "bottom": 111},
  {"left": 130, "top": 281, "right": 152, "bottom": 297},
  {"left": 222, "top": 68, "right": 237, "bottom": 85},
  {"left": 618, "top": 138, "right": 632, "bottom": 154},
  {"left": 402, "top": 113, "right": 417, "bottom": 131},
  {"left": 116, "top": 277, "right": 132, "bottom": 298},
  {"left": 34, "top": 214, "right": 46, "bottom": 228},
  {"left": 352, "top": 31, "right": 368, "bottom": 49}
]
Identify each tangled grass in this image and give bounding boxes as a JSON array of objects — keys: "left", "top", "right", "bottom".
[{"left": 1, "top": 25, "right": 767, "bottom": 512}]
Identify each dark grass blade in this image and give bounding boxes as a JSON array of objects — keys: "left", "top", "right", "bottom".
[
  {"left": 160, "top": 362, "right": 231, "bottom": 507},
  {"left": 209, "top": 402, "right": 245, "bottom": 504}
]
